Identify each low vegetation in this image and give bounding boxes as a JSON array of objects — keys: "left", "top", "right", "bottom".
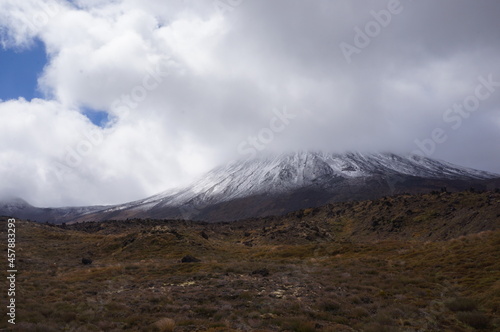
[{"left": 1, "top": 190, "right": 499, "bottom": 331}]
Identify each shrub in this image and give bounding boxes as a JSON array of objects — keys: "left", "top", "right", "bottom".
[
  {"left": 363, "top": 323, "right": 398, "bottom": 332},
  {"left": 350, "top": 307, "right": 370, "bottom": 318},
  {"left": 446, "top": 297, "right": 477, "bottom": 312},
  {"left": 153, "top": 318, "right": 176, "bottom": 332},
  {"left": 13, "top": 323, "right": 58, "bottom": 332},
  {"left": 284, "top": 319, "right": 316, "bottom": 332},
  {"left": 321, "top": 301, "right": 341, "bottom": 313},
  {"left": 456, "top": 311, "right": 490, "bottom": 330}
]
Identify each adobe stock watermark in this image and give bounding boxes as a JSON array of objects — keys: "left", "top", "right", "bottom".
[
  {"left": 111, "top": 57, "right": 173, "bottom": 118},
  {"left": 17, "top": 0, "right": 62, "bottom": 34},
  {"left": 6, "top": 218, "right": 17, "bottom": 325},
  {"left": 340, "top": 0, "right": 405, "bottom": 64},
  {"left": 213, "top": 0, "right": 245, "bottom": 15},
  {"left": 49, "top": 127, "right": 104, "bottom": 182},
  {"left": 179, "top": 201, "right": 207, "bottom": 221},
  {"left": 384, "top": 174, "right": 407, "bottom": 195},
  {"left": 237, "top": 106, "right": 297, "bottom": 159},
  {"left": 412, "top": 74, "right": 499, "bottom": 158}
]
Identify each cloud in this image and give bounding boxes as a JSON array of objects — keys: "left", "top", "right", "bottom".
[{"left": 0, "top": 0, "right": 499, "bottom": 206}]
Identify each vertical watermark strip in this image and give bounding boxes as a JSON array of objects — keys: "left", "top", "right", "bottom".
[{"left": 6, "top": 218, "right": 17, "bottom": 325}]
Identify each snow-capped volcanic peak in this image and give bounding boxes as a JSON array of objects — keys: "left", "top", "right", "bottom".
[
  {"left": 143, "top": 151, "right": 498, "bottom": 210},
  {"left": 2, "top": 151, "right": 497, "bottom": 224}
]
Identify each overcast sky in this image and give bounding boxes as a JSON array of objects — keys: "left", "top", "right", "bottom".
[{"left": 0, "top": 0, "right": 499, "bottom": 207}]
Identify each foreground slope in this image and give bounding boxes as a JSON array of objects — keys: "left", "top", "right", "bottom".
[{"left": 2, "top": 190, "right": 499, "bottom": 331}]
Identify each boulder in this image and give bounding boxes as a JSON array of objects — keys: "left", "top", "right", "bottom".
[
  {"left": 82, "top": 258, "right": 92, "bottom": 265},
  {"left": 181, "top": 255, "right": 201, "bottom": 263},
  {"left": 251, "top": 268, "right": 270, "bottom": 277}
]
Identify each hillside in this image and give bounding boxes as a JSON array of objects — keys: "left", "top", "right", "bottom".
[
  {"left": 3, "top": 151, "right": 499, "bottom": 224},
  {"left": 1, "top": 190, "right": 499, "bottom": 331},
  {"left": 73, "top": 152, "right": 500, "bottom": 223}
]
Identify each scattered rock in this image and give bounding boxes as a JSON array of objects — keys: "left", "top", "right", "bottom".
[
  {"left": 251, "top": 268, "right": 270, "bottom": 277},
  {"left": 360, "top": 296, "right": 372, "bottom": 304},
  {"left": 170, "top": 230, "right": 184, "bottom": 240},
  {"left": 122, "top": 236, "right": 136, "bottom": 247},
  {"left": 260, "top": 313, "right": 277, "bottom": 319},
  {"left": 181, "top": 255, "right": 201, "bottom": 263},
  {"left": 82, "top": 258, "right": 92, "bottom": 265},
  {"left": 269, "top": 289, "right": 285, "bottom": 298},
  {"left": 305, "top": 235, "right": 315, "bottom": 241},
  {"left": 220, "top": 303, "right": 233, "bottom": 311}
]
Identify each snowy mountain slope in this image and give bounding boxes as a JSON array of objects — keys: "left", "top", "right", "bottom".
[
  {"left": 125, "top": 151, "right": 497, "bottom": 207},
  {"left": 66, "top": 151, "right": 499, "bottom": 222},
  {"left": 2, "top": 151, "right": 499, "bottom": 223}
]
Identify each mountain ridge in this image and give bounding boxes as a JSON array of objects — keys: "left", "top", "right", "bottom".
[{"left": 1, "top": 151, "right": 499, "bottom": 223}]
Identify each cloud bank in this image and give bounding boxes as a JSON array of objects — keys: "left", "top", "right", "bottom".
[{"left": 0, "top": 0, "right": 499, "bottom": 206}]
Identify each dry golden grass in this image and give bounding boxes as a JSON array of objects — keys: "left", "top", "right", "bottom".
[
  {"left": 152, "top": 318, "right": 176, "bottom": 332},
  {"left": 0, "top": 191, "right": 499, "bottom": 331}
]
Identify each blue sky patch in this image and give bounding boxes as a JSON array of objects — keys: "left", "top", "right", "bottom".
[
  {"left": 82, "top": 107, "right": 111, "bottom": 128},
  {"left": 0, "top": 39, "right": 47, "bottom": 101}
]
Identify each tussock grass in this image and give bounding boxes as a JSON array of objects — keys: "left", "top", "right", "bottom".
[
  {"left": 1, "top": 191, "right": 499, "bottom": 331},
  {"left": 152, "top": 318, "right": 176, "bottom": 332}
]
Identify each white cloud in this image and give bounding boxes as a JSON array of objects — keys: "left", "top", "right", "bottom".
[
  {"left": 157, "top": 13, "right": 227, "bottom": 74},
  {"left": 0, "top": 0, "right": 499, "bottom": 207}
]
